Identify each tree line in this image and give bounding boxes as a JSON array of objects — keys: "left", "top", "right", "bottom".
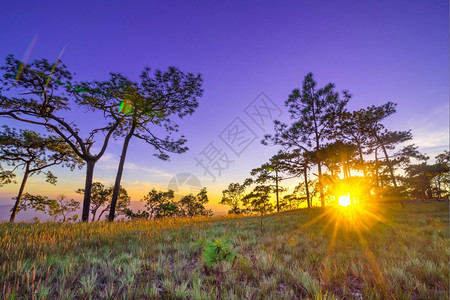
[
  {"left": 0, "top": 56, "right": 447, "bottom": 223},
  {"left": 13, "top": 181, "right": 212, "bottom": 222},
  {"left": 220, "top": 73, "right": 449, "bottom": 215}
]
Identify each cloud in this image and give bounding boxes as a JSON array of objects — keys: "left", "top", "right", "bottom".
[
  {"left": 91, "top": 178, "right": 114, "bottom": 185},
  {"left": 96, "top": 153, "right": 174, "bottom": 179},
  {"left": 123, "top": 162, "right": 174, "bottom": 178},
  {"left": 120, "top": 180, "right": 163, "bottom": 189},
  {"left": 405, "top": 103, "right": 449, "bottom": 152}
]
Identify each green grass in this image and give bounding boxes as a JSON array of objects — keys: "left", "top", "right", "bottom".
[{"left": 0, "top": 202, "right": 448, "bottom": 299}]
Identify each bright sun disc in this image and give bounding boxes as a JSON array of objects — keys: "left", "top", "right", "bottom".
[{"left": 338, "top": 194, "right": 351, "bottom": 207}]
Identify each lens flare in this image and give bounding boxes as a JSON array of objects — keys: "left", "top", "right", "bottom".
[
  {"left": 119, "top": 99, "right": 133, "bottom": 114},
  {"left": 42, "top": 46, "right": 66, "bottom": 96},
  {"left": 15, "top": 34, "right": 39, "bottom": 86}
]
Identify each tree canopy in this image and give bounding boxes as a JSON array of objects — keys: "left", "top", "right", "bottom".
[
  {"left": 0, "top": 55, "right": 203, "bottom": 222},
  {"left": 0, "top": 55, "right": 124, "bottom": 221},
  {"left": 0, "top": 126, "right": 83, "bottom": 222}
]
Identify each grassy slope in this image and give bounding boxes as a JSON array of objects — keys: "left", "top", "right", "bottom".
[{"left": 0, "top": 202, "right": 448, "bottom": 299}]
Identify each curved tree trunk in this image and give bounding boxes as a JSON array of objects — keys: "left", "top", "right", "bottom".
[
  {"left": 9, "top": 164, "right": 31, "bottom": 223},
  {"left": 97, "top": 208, "right": 108, "bottom": 221},
  {"left": 82, "top": 160, "right": 96, "bottom": 222},
  {"left": 377, "top": 140, "right": 404, "bottom": 206},
  {"left": 109, "top": 122, "right": 136, "bottom": 221},
  {"left": 379, "top": 143, "right": 397, "bottom": 188},
  {"left": 91, "top": 208, "right": 97, "bottom": 222}
]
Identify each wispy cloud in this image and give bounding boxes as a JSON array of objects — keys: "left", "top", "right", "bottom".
[
  {"left": 96, "top": 153, "right": 174, "bottom": 178},
  {"left": 405, "top": 102, "right": 449, "bottom": 153}
]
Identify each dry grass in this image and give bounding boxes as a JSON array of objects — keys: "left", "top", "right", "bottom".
[{"left": 0, "top": 202, "right": 448, "bottom": 299}]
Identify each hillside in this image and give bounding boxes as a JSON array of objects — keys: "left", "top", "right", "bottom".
[{"left": 0, "top": 202, "right": 448, "bottom": 299}]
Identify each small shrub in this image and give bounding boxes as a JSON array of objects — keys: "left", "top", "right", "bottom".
[
  {"left": 202, "top": 238, "right": 236, "bottom": 268},
  {"left": 202, "top": 238, "right": 237, "bottom": 300}
]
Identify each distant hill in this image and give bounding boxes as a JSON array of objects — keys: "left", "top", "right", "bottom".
[
  {"left": 0, "top": 200, "right": 227, "bottom": 222},
  {"left": 0, "top": 205, "right": 50, "bottom": 222}
]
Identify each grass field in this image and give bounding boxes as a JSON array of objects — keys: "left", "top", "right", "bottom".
[{"left": 0, "top": 202, "right": 448, "bottom": 299}]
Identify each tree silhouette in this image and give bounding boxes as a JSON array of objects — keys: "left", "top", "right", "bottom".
[
  {"left": 282, "top": 179, "right": 316, "bottom": 209},
  {"left": 264, "top": 73, "right": 349, "bottom": 207},
  {"left": 404, "top": 162, "right": 436, "bottom": 199},
  {"left": 335, "top": 109, "right": 373, "bottom": 177},
  {"left": 242, "top": 185, "right": 274, "bottom": 232},
  {"left": 250, "top": 153, "right": 301, "bottom": 212},
  {"left": 0, "top": 55, "right": 124, "bottom": 221},
  {"left": 143, "top": 189, "right": 178, "bottom": 219},
  {"left": 19, "top": 193, "right": 80, "bottom": 223},
  {"left": 47, "top": 195, "right": 80, "bottom": 223},
  {"left": 220, "top": 180, "right": 251, "bottom": 214},
  {"left": 353, "top": 102, "right": 412, "bottom": 191},
  {"left": 0, "top": 164, "right": 15, "bottom": 186},
  {"left": 404, "top": 150, "right": 449, "bottom": 200},
  {"left": 434, "top": 151, "right": 449, "bottom": 199},
  {"left": 76, "top": 182, "right": 130, "bottom": 221},
  {"left": 178, "top": 188, "right": 213, "bottom": 217},
  {"left": 125, "top": 209, "right": 150, "bottom": 220},
  {"left": 316, "top": 141, "right": 358, "bottom": 179},
  {"left": 220, "top": 184, "right": 243, "bottom": 214},
  {"left": 273, "top": 149, "right": 314, "bottom": 208},
  {"left": 0, "top": 126, "right": 83, "bottom": 222}
]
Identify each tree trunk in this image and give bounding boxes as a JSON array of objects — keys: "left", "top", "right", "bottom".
[
  {"left": 375, "top": 148, "right": 379, "bottom": 187},
  {"left": 97, "top": 208, "right": 107, "bottom": 221},
  {"left": 303, "top": 166, "right": 310, "bottom": 208},
  {"left": 275, "top": 169, "right": 279, "bottom": 212},
  {"left": 377, "top": 140, "right": 404, "bottom": 206},
  {"left": 357, "top": 144, "right": 367, "bottom": 177},
  {"left": 315, "top": 135, "right": 325, "bottom": 207},
  {"left": 109, "top": 122, "right": 136, "bottom": 221},
  {"left": 317, "top": 161, "right": 325, "bottom": 207},
  {"left": 344, "top": 157, "right": 355, "bottom": 205},
  {"left": 9, "top": 164, "right": 31, "bottom": 222},
  {"left": 82, "top": 160, "right": 96, "bottom": 222},
  {"left": 91, "top": 207, "right": 98, "bottom": 222},
  {"left": 311, "top": 96, "right": 324, "bottom": 207},
  {"left": 378, "top": 140, "right": 397, "bottom": 188}
]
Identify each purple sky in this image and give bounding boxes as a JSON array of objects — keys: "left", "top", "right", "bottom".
[{"left": 0, "top": 0, "right": 448, "bottom": 217}]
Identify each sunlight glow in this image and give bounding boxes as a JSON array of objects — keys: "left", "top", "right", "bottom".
[{"left": 338, "top": 194, "right": 351, "bottom": 207}]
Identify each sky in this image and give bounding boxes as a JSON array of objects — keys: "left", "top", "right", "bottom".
[{"left": 0, "top": 0, "right": 448, "bottom": 218}]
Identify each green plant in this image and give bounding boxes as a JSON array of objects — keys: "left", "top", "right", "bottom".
[
  {"left": 202, "top": 238, "right": 238, "bottom": 300},
  {"left": 202, "top": 238, "right": 236, "bottom": 268}
]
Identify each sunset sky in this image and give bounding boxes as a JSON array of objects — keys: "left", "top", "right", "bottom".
[{"left": 0, "top": 0, "right": 448, "bottom": 218}]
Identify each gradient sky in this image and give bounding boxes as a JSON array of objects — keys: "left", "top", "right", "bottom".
[{"left": 0, "top": 0, "right": 448, "bottom": 217}]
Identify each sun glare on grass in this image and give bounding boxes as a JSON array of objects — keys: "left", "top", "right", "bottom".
[{"left": 338, "top": 194, "right": 351, "bottom": 207}]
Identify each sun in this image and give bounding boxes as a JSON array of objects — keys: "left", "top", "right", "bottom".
[{"left": 338, "top": 194, "right": 351, "bottom": 207}]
